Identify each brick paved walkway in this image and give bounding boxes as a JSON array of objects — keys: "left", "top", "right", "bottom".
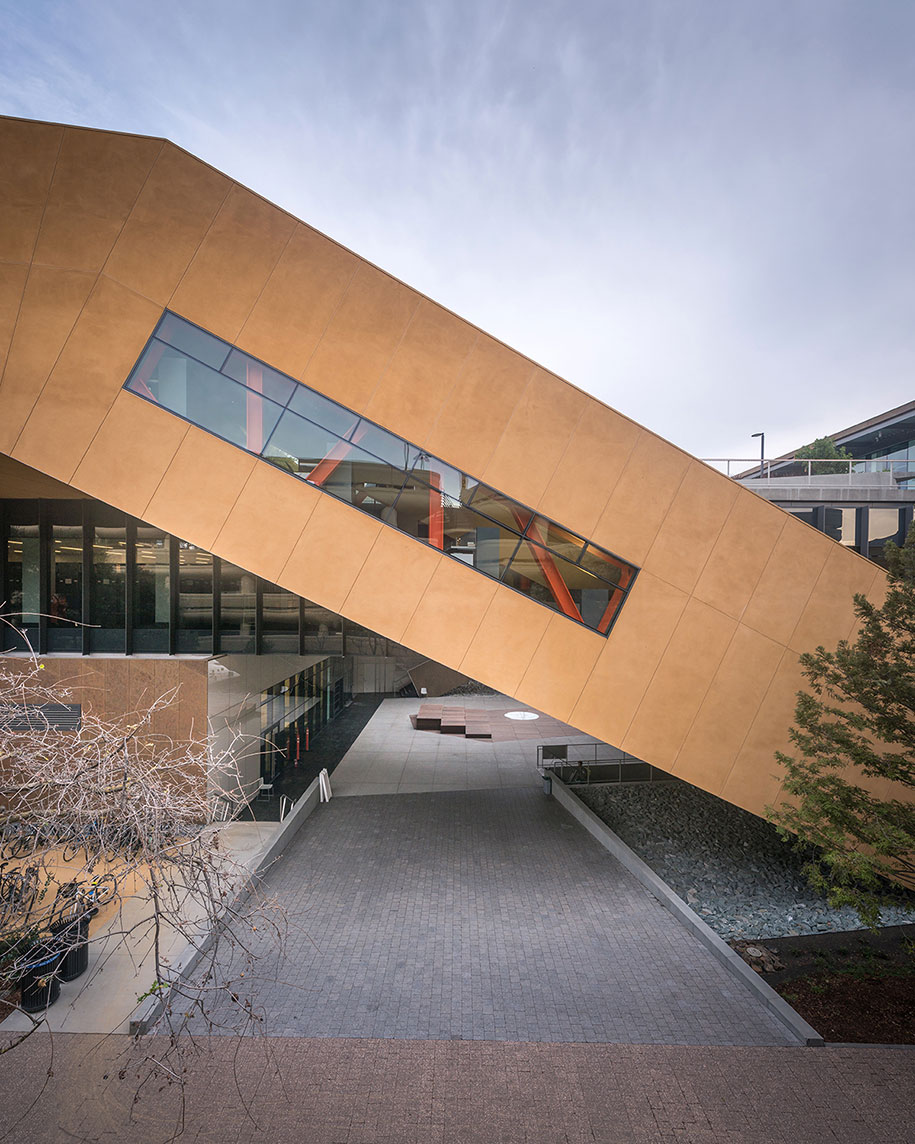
[
  {"left": 186, "top": 788, "right": 795, "bottom": 1045},
  {"left": 2, "top": 1034, "right": 911, "bottom": 1143}
]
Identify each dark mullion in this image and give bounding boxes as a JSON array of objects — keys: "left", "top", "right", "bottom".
[
  {"left": 857, "top": 506, "right": 869, "bottom": 560},
  {"left": 298, "top": 595, "right": 306, "bottom": 657},
  {"left": 254, "top": 576, "right": 264, "bottom": 655},
  {"left": 168, "top": 536, "right": 179, "bottom": 655},
  {"left": 125, "top": 518, "right": 137, "bottom": 655},
  {"left": 813, "top": 505, "right": 827, "bottom": 535},
  {"left": 0, "top": 501, "right": 7, "bottom": 624},
  {"left": 212, "top": 556, "right": 222, "bottom": 655},
  {"left": 81, "top": 500, "right": 92, "bottom": 655},
  {"left": 902, "top": 505, "right": 913, "bottom": 542},
  {"left": 38, "top": 501, "right": 49, "bottom": 654}
]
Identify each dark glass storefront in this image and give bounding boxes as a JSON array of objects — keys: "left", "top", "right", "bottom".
[
  {"left": 1, "top": 498, "right": 378, "bottom": 657},
  {"left": 256, "top": 659, "right": 345, "bottom": 784},
  {"left": 787, "top": 503, "right": 913, "bottom": 568}
]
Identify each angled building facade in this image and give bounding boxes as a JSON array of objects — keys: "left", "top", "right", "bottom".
[{"left": 0, "top": 115, "right": 893, "bottom": 818}]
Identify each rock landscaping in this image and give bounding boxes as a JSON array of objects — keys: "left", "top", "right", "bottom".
[{"left": 575, "top": 780, "right": 915, "bottom": 941}]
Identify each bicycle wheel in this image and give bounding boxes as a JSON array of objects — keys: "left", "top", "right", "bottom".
[{"left": 91, "top": 872, "right": 118, "bottom": 907}]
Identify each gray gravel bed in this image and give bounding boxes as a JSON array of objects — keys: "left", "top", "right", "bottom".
[{"left": 575, "top": 780, "right": 915, "bottom": 942}]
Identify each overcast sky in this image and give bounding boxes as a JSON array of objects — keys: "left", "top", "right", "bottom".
[{"left": 2, "top": 0, "right": 913, "bottom": 463}]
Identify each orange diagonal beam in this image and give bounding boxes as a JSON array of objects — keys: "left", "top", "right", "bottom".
[
  {"left": 511, "top": 512, "right": 582, "bottom": 622},
  {"left": 596, "top": 587, "right": 625, "bottom": 634},
  {"left": 428, "top": 471, "right": 444, "bottom": 550},
  {"left": 306, "top": 424, "right": 367, "bottom": 486}
]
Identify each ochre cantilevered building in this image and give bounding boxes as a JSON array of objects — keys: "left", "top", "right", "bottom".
[{"left": 0, "top": 115, "right": 890, "bottom": 818}]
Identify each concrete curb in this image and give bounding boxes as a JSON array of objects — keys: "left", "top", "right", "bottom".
[
  {"left": 128, "top": 775, "right": 323, "bottom": 1035},
  {"left": 549, "top": 776, "right": 825, "bottom": 1047}
]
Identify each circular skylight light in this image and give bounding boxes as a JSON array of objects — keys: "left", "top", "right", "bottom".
[{"left": 503, "top": 710, "right": 539, "bottom": 721}]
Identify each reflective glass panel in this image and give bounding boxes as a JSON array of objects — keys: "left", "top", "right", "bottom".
[
  {"left": 579, "top": 544, "right": 635, "bottom": 588},
  {"left": 318, "top": 444, "right": 409, "bottom": 510},
  {"left": 527, "top": 516, "right": 586, "bottom": 563},
  {"left": 351, "top": 419, "right": 413, "bottom": 470},
  {"left": 503, "top": 539, "right": 620, "bottom": 630},
  {"left": 869, "top": 507, "right": 901, "bottom": 546},
  {"left": 824, "top": 506, "right": 858, "bottom": 548},
  {"left": 90, "top": 526, "right": 126, "bottom": 652},
  {"left": 469, "top": 485, "right": 533, "bottom": 531},
  {"left": 262, "top": 581, "right": 298, "bottom": 653},
  {"left": 408, "top": 453, "right": 479, "bottom": 504},
  {"left": 134, "top": 528, "right": 170, "bottom": 652},
  {"left": 222, "top": 349, "right": 296, "bottom": 405},
  {"left": 288, "top": 385, "right": 360, "bottom": 439},
  {"left": 301, "top": 601, "right": 343, "bottom": 654},
  {"left": 177, "top": 543, "right": 213, "bottom": 653},
  {"left": 130, "top": 343, "right": 285, "bottom": 453},
  {"left": 263, "top": 409, "right": 348, "bottom": 477},
  {"left": 219, "top": 560, "right": 256, "bottom": 652},
  {"left": 155, "top": 313, "right": 230, "bottom": 369},
  {"left": 49, "top": 524, "right": 82, "bottom": 650},
  {"left": 6, "top": 523, "right": 39, "bottom": 650}
]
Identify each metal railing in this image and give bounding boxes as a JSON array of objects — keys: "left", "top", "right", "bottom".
[
  {"left": 536, "top": 743, "right": 671, "bottom": 785},
  {"left": 703, "top": 457, "right": 915, "bottom": 480}
]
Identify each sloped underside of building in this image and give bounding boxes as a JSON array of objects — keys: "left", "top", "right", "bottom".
[{"left": 0, "top": 116, "right": 891, "bottom": 819}]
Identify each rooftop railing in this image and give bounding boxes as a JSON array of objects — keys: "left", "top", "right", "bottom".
[{"left": 703, "top": 457, "right": 915, "bottom": 480}]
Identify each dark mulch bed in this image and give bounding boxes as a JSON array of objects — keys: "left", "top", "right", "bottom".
[{"left": 733, "top": 924, "right": 915, "bottom": 1044}]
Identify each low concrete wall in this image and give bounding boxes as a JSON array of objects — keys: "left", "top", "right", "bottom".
[
  {"left": 128, "top": 775, "right": 323, "bottom": 1035},
  {"left": 548, "top": 775, "right": 825, "bottom": 1047}
]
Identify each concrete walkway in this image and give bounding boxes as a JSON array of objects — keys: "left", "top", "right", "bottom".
[{"left": 185, "top": 786, "right": 796, "bottom": 1045}]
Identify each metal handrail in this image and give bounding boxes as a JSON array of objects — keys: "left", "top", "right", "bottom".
[{"left": 702, "top": 457, "right": 915, "bottom": 479}]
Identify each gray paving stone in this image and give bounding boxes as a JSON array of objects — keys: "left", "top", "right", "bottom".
[{"left": 185, "top": 787, "right": 796, "bottom": 1045}]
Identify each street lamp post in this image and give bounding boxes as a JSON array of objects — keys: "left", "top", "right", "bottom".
[{"left": 751, "top": 432, "right": 765, "bottom": 479}]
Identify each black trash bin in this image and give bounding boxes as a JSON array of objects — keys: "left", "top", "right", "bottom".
[
  {"left": 19, "top": 942, "right": 65, "bottom": 1013},
  {"left": 58, "top": 915, "right": 91, "bottom": 982}
]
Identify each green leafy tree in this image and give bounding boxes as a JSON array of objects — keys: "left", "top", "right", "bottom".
[
  {"left": 794, "top": 435, "right": 852, "bottom": 475},
  {"left": 768, "top": 527, "right": 915, "bottom": 927}
]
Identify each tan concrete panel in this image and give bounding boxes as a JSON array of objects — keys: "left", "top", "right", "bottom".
[
  {"left": 33, "top": 127, "right": 161, "bottom": 273},
  {"left": 71, "top": 390, "right": 189, "bottom": 518},
  {"left": 590, "top": 431, "right": 691, "bottom": 565},
  {"left": 104, "top": 143, "right": 231, "bottom": 305},
  {"left": 721, "top": 648, "right": 807, "bottom": 814},
  {"left": 278, "top": 493, "right": 382, "bottom": 612},
  {"left": 515, "top": 614, "right": 605, "bottom": 724},
  {"left": 127, "top": 657, "right": 160, "bottom": 721},
  {"left": 740, "top": 517, "right": 832, "bottom": 647},
  {"left": 363, "top": 301, "right": 478, "bottom": 446},
  {"left": 482, "top": 369, "right": 588, "bottom": 508},
  {"left": 0, "top": 118, "right": 61, "bottom": 263},
  {"left": 144, "top": 426, "right": 256, "bottom": 550},
  {"left": 0, "top": 263, "right": 28, "bottom": 365},
  {"left": 693, "top": 492, "right": 787, "bottom": 620},
  {"left": 0, "top": 266, "right": 96, "bottom": 454},
  {"left": 538, "top": 402, "right": 640, "bottom": 539},
  {"left": 788, "top": 543, "right": 879, "bottom": 655},
  {"left": 212, "top": 463, "right": 322, "bottom": 584},
  {"left": 570, "top": 571, "right": 690, "bottom": 746},
  {"left": 642, "top": 460, "right": 740, "bottom": 595},
  {"left": 622, "top": 597, "right": 738, "bottom": 770},
  {"left": 169, "top": 184, "right": 297, "bottom": 341},
  {"left": 237, "top": 224, "right": 358, "bottom": 379},
  {"left": 13, "top": 277, "right": 162, "bottom": 481},
  {"left": 401, "top": 557, "right": 497, "bottom": 668},
  {"left": 672, "top": 623, "right": 785, "bottom": 793},
  {"left": 459, "top": 589, "right": 552, "bottom": 698},
  {"left": 301, "top": 262, "right": 420, "bottom": 412},
  {"left": 424, "top": 335, "right": 534, "bottom": 478},
  {"left": 342, "top": 527, "right": 440, "bottom": 643}
]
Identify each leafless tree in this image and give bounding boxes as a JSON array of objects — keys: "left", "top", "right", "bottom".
[{"left": 0, "top": 640, "right": 288, "bottom": 1102}]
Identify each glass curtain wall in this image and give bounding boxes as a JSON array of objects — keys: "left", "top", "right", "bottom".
[{"left": 124, "top": 311, "right": 639, "bottom": 636}]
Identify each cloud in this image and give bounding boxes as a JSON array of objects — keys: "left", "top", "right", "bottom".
[{"left": 1, "top": 0, "right": 912, "bottom": 460}]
